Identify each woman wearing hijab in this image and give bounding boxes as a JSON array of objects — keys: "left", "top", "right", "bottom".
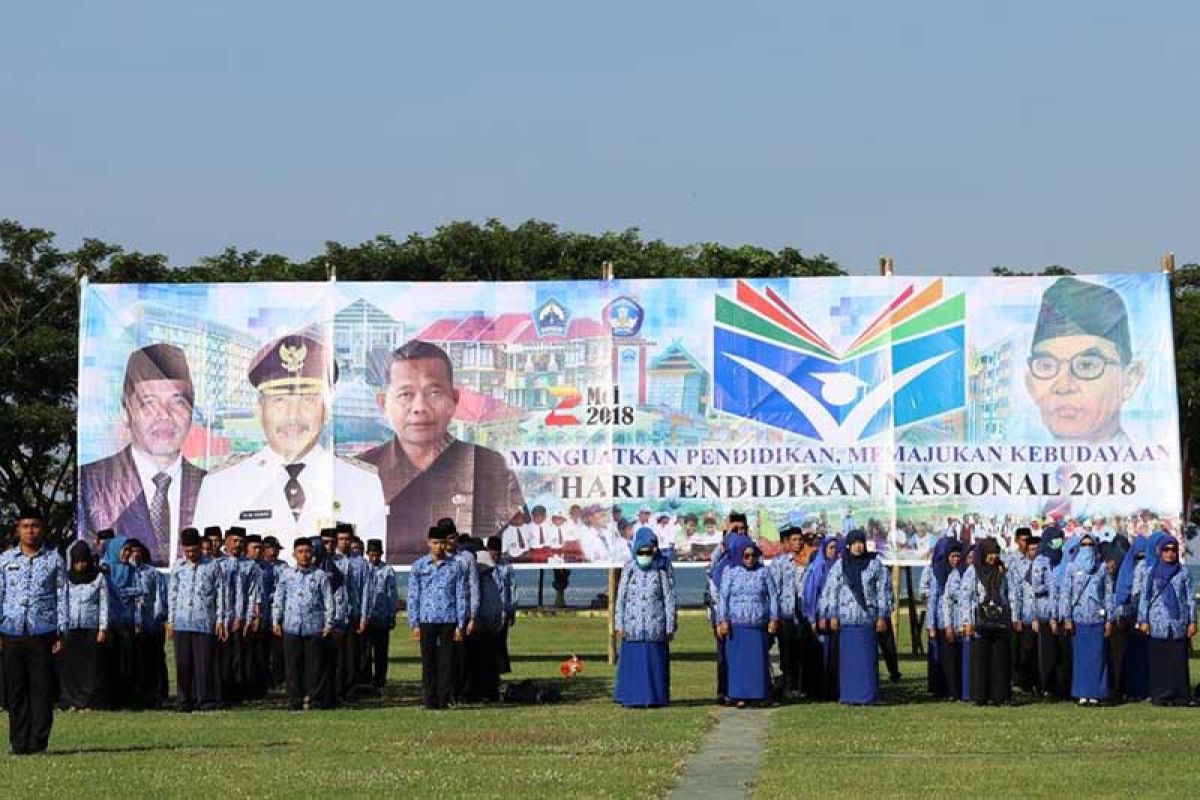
[
  {"left": 942, "top": 544, "right": 976, "bottom": 700},
  {"left": 804, "top": 536, "right": 839, "bottom": 700},
  {"left": 59, "top": 540, "right": 110, "bottom": 710},
  {"left": 819, "top": 529, "right": 890, "bottom": 705},
  {"left": 1137, "top": 537, "right": 1197, "bottom": 706},
  {"left": 936, "top": 542, "right": 966, "bottom": 700},
  {"left": 959, "top": 538, "right": 1019, "bottom": 705},
  {"left": 1058, "top": 533, "right": 1112, "bottom": 705},
  {"left": 716, "top": 533, "right": 780, "bottom": 708},
  {"left": 1031, "top": 526, "right": 1067, "bottom": 699},
  {"left": 918, "top": 537, "right": 955, "bottom": 697},
  {"left": 613, "top": 528, "right": 677, "bottom": 708},
  {"left": 1115, "top": 535, "right": 1150, "bottom": 700},
  {"left": 103, "top": 536, "right": 146, "bottom": 709}
]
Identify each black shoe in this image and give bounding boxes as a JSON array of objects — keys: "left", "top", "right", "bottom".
[
  {"left": 889, "top": 673, "right": 903, "bottom": 683},
  {"left": 175, "top": 704, "right": 194, "bottom": 714}
]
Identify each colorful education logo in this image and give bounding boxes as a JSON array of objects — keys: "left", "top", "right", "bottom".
[
  {"left": 713, "top": 279, "right": 966, "bottom": 445},
  {"left": 534, "top": 297, "right": 570, "bottom": 337},
  {"left": 603, "top": 295, "right": 645, "bottom": 338},
  {"left": 545, "top": 385, "right": 583, "bottom": 426}
]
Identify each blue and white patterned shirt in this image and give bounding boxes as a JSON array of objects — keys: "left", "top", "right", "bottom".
[
  {"left": 236, "top": 559, "right": 263, "bottom": 623},
  {"left": 214, "top": 554, "right": 242, "bottom": 626},
  {"left": 0, "top": 546, "right": 68, "bottom": 637},
  {"left": 1029, "top": 555, "right": 1058, "bottom": 622},
  {"left": 258, "top": 559, "right": 285, "bottom": 624},
  {"left": 1137, "top": 568, "right": 1197, "bottom": 639},
  {"left": 362, "top": 561, "right": 400, "bottom": 625},
  {"left": 820, "top": 557, "right": 890, "bottom": 626},
  {"left": 718, "top": 566, "right": 780, "bottom": 628},
  {"left": 615, "top": 566, "right": 677, "bottom": 642},
  {"left": 136, "top": 564, "right": 168, "bottom": 632},
  {"left": 768, "top": 555, "right": 805, "bottom": 623},
  {"left": 66, "top": 573, "right": 109, "bottom": 632},
  {"left": 273, "top": 566, "right": 335, "bottom": 636},
  {"left": 1058, "top": 564, "right": 1113, "bottom": 626},
  {"left": 407, "top": 555, "right": 468, "bottom": 629},
  {"left": 168, "top": 557, "right": 227, "bottom": 635},
  {"left": 956, "top": 565, "right": 1018, "bottom": 629},
  {"left": 452, "top": 550, "right": 481, "bottom": 621}
]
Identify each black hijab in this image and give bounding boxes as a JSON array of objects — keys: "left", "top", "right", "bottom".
[
  {"left": 975, "top": 538, "right": 1006, "bottom": 605},
  {"left": 68, "top": 540, "right": 99, "bottom": 585},
  {"left": 841, "top": 529, "right": 872, "bottom": 611}
]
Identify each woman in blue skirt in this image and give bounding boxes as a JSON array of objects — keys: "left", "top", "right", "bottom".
[
  {"left": 614, "top": 527, "right": 677, "bottom": 708},
  {"left": 716, "top": 534, "right": 779, "bottom": 708},
  {"left": 1059, "top": 533, "right": 1112, "bottom": 705},
  {"left": 820, "top": 529, "right": 890, "bottom": 705}
]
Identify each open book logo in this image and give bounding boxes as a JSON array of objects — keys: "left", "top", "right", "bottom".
[{"left": 713, "top": 280, "right": 966, "bottom": 444}]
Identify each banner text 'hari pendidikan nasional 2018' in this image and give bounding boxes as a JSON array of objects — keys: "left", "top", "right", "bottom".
[{"left": 77, "top": 274, "right": 1181, "bottom": 568}]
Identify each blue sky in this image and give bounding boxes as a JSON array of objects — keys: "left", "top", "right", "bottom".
[{"left": 3, "top": 2, "right": 1197, "bottom": 274}]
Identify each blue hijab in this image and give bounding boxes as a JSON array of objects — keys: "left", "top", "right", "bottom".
[
  {"left": 800, "top": 536, "right": 837, "bottom": 621},
  {"left": 1143, "top": 531, "right": 1168, "bottom": 572},
  {"left": 103, "top": 535, "right": 137, "bottom": 590},
  {"left": 1054, "top": 535, "right": 1081, "bottom": 583},
  {"left": 1073, "top": 533, "right": 1101, "bottom": 575},
  {"left": 630, "top": 526, "right": 666, "bottom": 571},
  {"left": 726, "top": 534, "right": 760, "bottom": 572},
  {"left": 1037, "top": 525, "right": 1065, "bottom": 568},
  {"left": 1108, "top": 534, "right": 1137, "bottom": 604},
  {"left": 1148, "top": 536, "right": 1182, "bottom": 617}
]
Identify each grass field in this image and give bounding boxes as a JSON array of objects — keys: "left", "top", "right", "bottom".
[{"left": 4, "top": 612, "right": 1199, "bottom": 798}]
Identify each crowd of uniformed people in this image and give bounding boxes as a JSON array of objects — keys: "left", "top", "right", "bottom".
[
  {"left": 0, "top": 508, "right": 519, "bottom": 755},
  {"left": 3, "top": 505, "right": 1197, "bottom": 757}
]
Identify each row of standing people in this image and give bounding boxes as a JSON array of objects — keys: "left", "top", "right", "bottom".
[
  {"left": 703, "top": 514, "right": 900, "bottom": 708},
  {"left": 923, "top": 525, "right": 1196, "bottom": 707}
]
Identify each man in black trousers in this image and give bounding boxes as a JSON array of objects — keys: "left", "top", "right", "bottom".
[
  {"left": 0, "top": 508, "right": 67, "bottom": 755},
  {"left": 166, "top": 527, "right": 227, "bottom": 712}
]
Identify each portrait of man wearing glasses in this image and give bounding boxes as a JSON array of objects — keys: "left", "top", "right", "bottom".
[{"left": 1024, "top": 277, "right": 1144, "bottom": 444}]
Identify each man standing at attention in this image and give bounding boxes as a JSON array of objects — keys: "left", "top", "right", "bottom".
[{"left": 0, "top": 508, "right": 67, "bottom": 755}]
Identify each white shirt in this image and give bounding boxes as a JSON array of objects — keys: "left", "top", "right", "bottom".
[
  {"left": 500, "top": 523, "right": 527, "bottom": 558},
  {"left": 521, "top": 521, "right": 563, "bottom": 548},
  {"left": 130, "top": 446, "right": 183, "bottom": 545},
  {"left": 576, "top": 527, "right": 610, "bottom": 563},
  {"left": 653, "top": 522, "right": 676, "bottom": 551},
  {"left": 192, "top": 443, "right": 387, "bottom": 558}
]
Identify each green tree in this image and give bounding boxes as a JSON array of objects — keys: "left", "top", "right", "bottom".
[
  {"left": 1171, "top": 262, "right": 1200, "bottom": 513},
  {"left": 0, "top": 223, "right": 99, "bottom": 540}
]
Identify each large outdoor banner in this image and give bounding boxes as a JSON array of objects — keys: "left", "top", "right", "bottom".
[{"left": 77, "top": 274, "right": 1182, "bottom": 567}]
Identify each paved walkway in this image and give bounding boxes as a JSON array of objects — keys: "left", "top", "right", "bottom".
[{"left": 669, "top": 705, "right": 773, "bottom": 799}]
